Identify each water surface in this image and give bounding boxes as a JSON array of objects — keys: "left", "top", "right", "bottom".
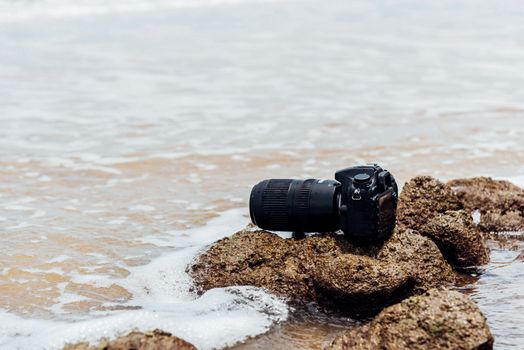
[{"left": 0, "top": 0, "right": 523, "bottom": 348}]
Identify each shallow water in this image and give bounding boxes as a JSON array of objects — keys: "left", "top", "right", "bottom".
[
  {"left": 0, "top": 0, "right": 524, "bottom": 348},
  {"left": 465, "top": 235, "right": 524, "bottom": 350}
]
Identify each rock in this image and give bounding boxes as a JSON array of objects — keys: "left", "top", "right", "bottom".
[
  {"left": 397, "top": 176, "right": 462, "bottom": 231},
  {"left": 326, "top": 288, "right": 493, "bottom": 350},
  {"left": 397, "top": 176, "right": 489, "bottom": 267},
  {"left": 312, "top": 254, "right": 413, "bottom": 308},
  {"left": 419, "top": 210, "right": 489, "bottom": 268},
  {"left": 448, "top": 177, "right": 524, "bottom": 232},
  {"left": 189, "top": 228, "right": 454, "bottom": 310},
  {"left": 190, "top": 229, "right": 313, "bottom": 299},
  {"left": 374, "top": 228, "right": 456, "bottom": 293},
  {"left": 478, "top": 210, "right": 524, "bottom": 232},
  {"left": 63, "top": 330, "right": 196, "bottom": 350}
]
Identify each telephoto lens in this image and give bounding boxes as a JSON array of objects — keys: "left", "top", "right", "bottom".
[
  {"left": 249, "top": 164, "right": 398, "bottom": 240},
  {"left": 249, "top": 179, "right": 340, "bottom": 233}
]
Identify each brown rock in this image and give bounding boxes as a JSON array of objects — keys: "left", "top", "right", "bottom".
[
  {"left": 420, "top": 210, "right": 489, "bottom": 267},
  {"left": 448, "top": 177, "right": 524, "bottom": 232},
  {"left": 63, "top": 330, "right": 196, "bottom": 350},
  {"left": 312, "top": 255, "right": 412, "bottom": 308},
  {"left": 480, "top": 210, "right": 524, "bottom": 232},
  {"left": 189, "top": 228, "right": 454, "bottom": 310},
  {"left": 398, "top": 176, "right": 489, "bottom": 267},
  {"left": 397, "top": 176, "right": 462, "bottom": 231},
  {"left": 190, "top": 230, "right": 313, "bottom": 299},
  {"left": 326, "top": 288, "right": 493, "bottom": 350},
  {"left": 375, "top": 228, "right": 456, "bottom": 292}
]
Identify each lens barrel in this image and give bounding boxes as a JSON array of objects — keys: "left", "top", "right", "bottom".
[{"left": 249, "top": 179, "right": 340, "bottom": 233}]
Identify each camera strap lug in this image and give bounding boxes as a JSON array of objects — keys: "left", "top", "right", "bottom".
[{"left": 352, "top": 188, "right": 362, "bottom": 200}]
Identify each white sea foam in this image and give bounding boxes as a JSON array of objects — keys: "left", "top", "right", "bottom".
[
  {"left": 159, "top": 207, "right": 249, "bottom": 247},
  {"left": 46, "top": 255, "right": 71, "bottom": 263},
  {"left": 0, "top": 287, "right": 288, "bottom": 350},
  {"left": 129, "top": 205, "right": 156, "bottom": 212},
  {"left": 472, "top": 210, "right": 481, "bottom": 225},
  {"left": 0, "top": 209, "right": 287, "bottom": 350}
]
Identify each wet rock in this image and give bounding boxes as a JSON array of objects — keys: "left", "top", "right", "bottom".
[
  {"left": 189, "top": 228, "right": 454, "bottom": 309},
  {"left": 63, "top": 330, "right": 196, "bottom": 350},
  {"left": 419, "top": 210, "right": 489, "bottom": 267},
  {"left": 397, "top": 176, "right": 462, "bottom": 231},
  {"left": 397, "top": 176, "right": 489, "bottom": 268},
  {"left": 326, "top": 288, "right": 493, "bottom": 350},
  {"left": 448, "top": 177, "right": 524, "bottom": 232},
  {"left": 312, "top": 254, "right": 413, "bottom": 308},
  {"left": 374, "top": 228, "right": 456, "bottom": 293},
  {"left": 190, "top": 230, "right": 313, "bottom": 299},
  {"left": 479, "top": 210, "right": 524, "bottom": 232}
]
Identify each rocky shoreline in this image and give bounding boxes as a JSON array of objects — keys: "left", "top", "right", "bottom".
[
  {"left": 189, "top": 227, "right": 454, "bottom": 312},
  {"left": 66, "top": 176, "right": 524, "bottom": 350}
]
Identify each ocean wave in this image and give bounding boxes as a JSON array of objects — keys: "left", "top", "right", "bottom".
[
  {"left": 0, "top": 286, "right": 288, "bottom": 349},
  {"left": 0, "top": 209, "right": 288, "bottom": 350}
]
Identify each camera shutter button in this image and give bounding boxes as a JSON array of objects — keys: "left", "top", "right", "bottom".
[{"left": 354, "top": 173, "right": 371, "bottom": 183}]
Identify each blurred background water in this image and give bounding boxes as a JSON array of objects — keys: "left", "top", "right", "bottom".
[{"left": 0, "top": 0, "right": 523, "bottom": 348}]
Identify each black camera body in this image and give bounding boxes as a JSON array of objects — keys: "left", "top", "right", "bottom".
[
  {"left": 335, "top": 165, "right": 398, "bottom": 240},
  {"left": 249, "top": 164, "right": 398, "bottom": 241}
]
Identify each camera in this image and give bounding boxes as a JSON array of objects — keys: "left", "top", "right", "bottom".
[{"left": 249, "top": 164, "right": 398, "bottom": 241}]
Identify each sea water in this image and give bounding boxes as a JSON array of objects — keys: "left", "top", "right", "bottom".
[{"left": 0, "top": 0, "right": 523, "bottom": 348}]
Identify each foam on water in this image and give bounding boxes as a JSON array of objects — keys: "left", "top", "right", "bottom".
[
  {"left": 136, "top": 207, "right": 249, "bottom": 247},
  {"left": 0, "top": 209, "right": 289, "bottom": 350},
  {"left": 0, "top": 287, "right": 288, "bottom": 350}
]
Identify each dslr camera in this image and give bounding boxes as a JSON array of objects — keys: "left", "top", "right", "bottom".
[{"left": 249, "top": 164, "right": 398, "bottom": 241}]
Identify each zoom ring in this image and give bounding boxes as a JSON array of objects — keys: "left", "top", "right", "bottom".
[{"left": 261, "top": 179, "right": 292, "bottom": 229}]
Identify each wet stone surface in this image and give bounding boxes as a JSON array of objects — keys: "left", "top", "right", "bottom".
[
  {"left": 419, "top": 210, "right": 489, "bottom": 268},
  {"left": 397, "top": 176, "right": 463, "bottom": 232},
  {"left": 63, "top": 330, "right": 197, "bottom": 350},
  {"left": 448, "top": 177, "right": 524, "bottom": 233},
  {"left": 189, "top": 227, "right": 455, "bottom": 311},
  {"left": 326, "top": 288, "right": 493, "bottom": 350},
  {"left": 398, "top": 176, "right": 489, "bottom": 268}
]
